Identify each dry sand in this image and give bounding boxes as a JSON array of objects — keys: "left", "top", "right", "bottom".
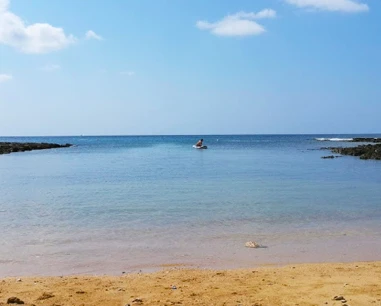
[{"left": 1, "top": 261, "right": 380, "bottom": 306}]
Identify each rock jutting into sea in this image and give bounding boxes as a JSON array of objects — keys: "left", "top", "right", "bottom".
[
  {"left": 0, "top": 142, "right": 72, "bottom": 155},
  {"left": 324, "top": 144, "right": 381, "bottom": 160},
  {"left": 350, "top": 137, "right": 381, "bottom": 143},
  {"left": 316, "top": 137, "right": 381, "bottom": 143}
]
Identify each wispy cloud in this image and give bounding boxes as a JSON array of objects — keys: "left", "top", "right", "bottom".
[
  {"left": 85, "top": 30, "right": 103, "bottom": 41},
  {"left": 0, "top": 73, "right": 13, "bottom": 83},
  {"left": 0, "top": 0, "right": 76, "bottom": 54},
  {"left": 285, "top": 0, "right": 369, "bottom": 13},
  {"left": 196, "top": 9, "right": 276, "bottom": 37},
  {"left": 120, "top": 71, "right": 135, "bottom": 77},
  {"left": 40, "top": 64, "right": 61, "bottom": 71}
]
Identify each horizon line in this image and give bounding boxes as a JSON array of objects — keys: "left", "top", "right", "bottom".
[{"left": 1, "top": 133, "right": 381, "bottom": 138}]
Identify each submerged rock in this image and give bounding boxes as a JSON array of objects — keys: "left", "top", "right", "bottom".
[
  {"left": 321, "top": 155, "right": 341, "bottom": 159},
  {"left": 0, "top": 142, "right": 72, "bottom": 155}
]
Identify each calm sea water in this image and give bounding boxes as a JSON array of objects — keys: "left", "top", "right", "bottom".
[{"left": 1, "top": 135, "right": 381, "bottom": 276}]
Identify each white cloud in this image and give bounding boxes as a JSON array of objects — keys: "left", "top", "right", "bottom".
[
  {"left": 285, "top": 0, "right": 369, "bottom": 13},
  {"left": 0, "top": 73, "right": 13, "bottom": 83},
  {"left": 0, "top": 0, "right": 76, "bottom": 54},
  {"left": 120, "top": 71, "right": 135, "bottom": 76},
  {"left": 41, "top": 64, "right": 61, "bottom": 71},
  {"left": 85, "top": 30, "right": 103, "bottom": 41},
  {"left": 0, "top": 0, "right": 8, "bottom": 12},
  {"left": 196, "top": 9, "right": 276, "bottom": 37}
]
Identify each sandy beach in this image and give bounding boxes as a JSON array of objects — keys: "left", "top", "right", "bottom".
[{"left": 1, "top": 261, "right": 380, "bottom": 306}]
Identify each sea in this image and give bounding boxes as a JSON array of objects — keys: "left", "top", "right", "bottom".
[{"left": 1, "top": 135, "right": 381, "bottom": 277}]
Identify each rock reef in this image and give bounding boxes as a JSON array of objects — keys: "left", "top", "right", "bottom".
[
  {"left": 350, "top": 137, "right": 381, "bottom": 143},
  {"left": 326, "top": 144, "right": 381, "bottom": 160},
  {"left": 0, "top": 142, "right": 72, "bottom": 155}
]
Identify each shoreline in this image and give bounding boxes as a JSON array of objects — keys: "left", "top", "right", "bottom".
[
  {"left": 2, "top": 222, "right": 381, "bottom": 278},
  {"left": 1, "top": 261, "right": 380, "bottom": 305}
]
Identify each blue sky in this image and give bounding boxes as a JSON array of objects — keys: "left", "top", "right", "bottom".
[{"left": 0, "top": 0, "right": 380, "bottom": 136}]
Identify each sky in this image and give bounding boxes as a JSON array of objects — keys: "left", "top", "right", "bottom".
[{"left": 0, "top": 0, "right": 380, "bottom": 136}]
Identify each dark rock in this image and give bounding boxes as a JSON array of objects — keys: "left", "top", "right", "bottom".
[
  {"left": 327, "top": 144, "right": 381, "bottom": 160},
  {"left": 7, "top": 297, "right": 24, "bottom": 304},
  {"left": 350, "top": 137, "right": 381, "bottom": 143},
  {"left": 0, "top": 142, "right": 72, "bottom": 155}
]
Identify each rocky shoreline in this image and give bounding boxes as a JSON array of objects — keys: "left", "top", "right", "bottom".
[
  {"left": 319, "top": 137, "right": 381, "bottom": 160},
  {"left": 0, "top": 142, "right": 72, "bottom": 155},
  {"left": 323, "top": 144, "right": 381, "bottom": 160}
]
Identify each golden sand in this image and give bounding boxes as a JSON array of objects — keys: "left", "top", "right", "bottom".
[{"left": 1, "top": 262, "right": 380, "bottom": 306}]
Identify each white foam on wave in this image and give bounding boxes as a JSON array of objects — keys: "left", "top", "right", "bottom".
[{"left": 315, "top": 138, "right": 353, "bottom": 142}]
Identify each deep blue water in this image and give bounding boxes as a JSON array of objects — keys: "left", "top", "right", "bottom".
[{"left": 1, "top": 135, "right": 381, "bottom": 276}]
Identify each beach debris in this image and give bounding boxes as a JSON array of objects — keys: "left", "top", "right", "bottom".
[
  {"left": 132, "top": 298, "right": 143, "bottom": 304},
  {"left": 76, "top": 290, "right": 86, "bottom": 294},
  {"left": 170, "top": 285, "right": 177, "bottom": 290},
  {"left": 6, "top": 297, "right": 24, "bottom": 304},
  {"left": 37, "top": 292, "right": 55, "bottom": 300},
  {"left": 245, "top": 241, "right": 260, "bottom": 248},
  {"left": 333, "top": 296, "right": 345, "bottom": 301},
  {"left": 16, "top": 279, "right": 22, "bottom": 282}
]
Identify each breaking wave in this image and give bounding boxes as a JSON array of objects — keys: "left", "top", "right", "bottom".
[{"left": 315, "top": 138, "right": 353, "bottom": 142}]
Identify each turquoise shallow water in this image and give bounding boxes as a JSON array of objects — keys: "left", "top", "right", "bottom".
[{"left": 0, "top": 135, "right": 381, "bottom": 276}]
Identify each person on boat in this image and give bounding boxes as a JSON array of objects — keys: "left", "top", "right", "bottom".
[{"left": 195, "top": 139, "right": 204, "bottom": 147}]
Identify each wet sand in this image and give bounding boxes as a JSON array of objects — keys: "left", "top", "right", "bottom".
[{"left": 1, "top": 261, "right": 380, "bottom": 306}]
